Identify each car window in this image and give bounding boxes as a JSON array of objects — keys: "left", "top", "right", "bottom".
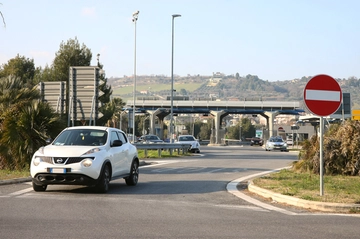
[
  {"left": 117, "top": 131, "right": 127, "bottom": 143},
  {"left": 179, "top": 136, "right": 195, "bottom": 141},
  {"left": 110, "top": 131, "right": 120, "bottom": 145},
  {"left": 53, "top": 129, "right": 107, "bottom": 146}
]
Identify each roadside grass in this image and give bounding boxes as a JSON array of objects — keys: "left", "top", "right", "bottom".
[
  {"left": 137, "top": 149, "right": 191, "bottom": 158},
  {"left": 253, "top": 169, "right": 360, "bottom": 204},
  {"left": 0, "top": 169, "right": 30, "bottom": 180},
  {"left": 0, "top": 150, "right": 190, "bottom": 180}
]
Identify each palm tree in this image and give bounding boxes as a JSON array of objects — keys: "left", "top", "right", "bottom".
[
  {"left": 0, "top": 76, "right": 65, "bottom": 169},
  {"left": 0, "top": 3, "right": 5, "bottom": 27}
]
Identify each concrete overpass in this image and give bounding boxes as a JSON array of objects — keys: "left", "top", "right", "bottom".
[{"left": 125, "top": 99, "right": 304, "bottom": 144}]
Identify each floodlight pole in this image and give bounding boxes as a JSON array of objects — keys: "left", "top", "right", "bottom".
[
  {"left": 132, "top": 10, "right": 139, "bottom": 142},
  {"left": 170, "top": 14, "right": 181, "bottom": 143}
]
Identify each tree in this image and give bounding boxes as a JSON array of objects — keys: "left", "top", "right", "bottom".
[
  {"left": 99, "top": 97, "right": 125, "bottom": 127},
  {"left": 52, "top": 37, "right": 92, "bottom": 113},
  {"left": 227, "top": 118, "right": 256, "bottom": 140},
  {"left": 0, "top": 3, "right": 5, "bottom": 27},
  {"left": 33, "top": 65, "right": 56, "bottom": 84},
  {"left": 0, "top": 54, "right": 37, "bottom": 87},
  {"left": 0, "top": 76, "right": 65, "bottom": 170},
  {"left": 96, "top": 56, "right": 117, "bottom": 126}
]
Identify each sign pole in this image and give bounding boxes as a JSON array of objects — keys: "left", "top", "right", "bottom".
[
  {"left": 319, "top": 116, "right": 324, "bottom": 196},
  {"left": 303, "top": 74, "right": 342, "bottom": 196}
]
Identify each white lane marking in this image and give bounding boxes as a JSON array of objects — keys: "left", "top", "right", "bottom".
[
  {"left": 215, "top": 204, "right": 269, "bottom": 212},
  {"left": 8, "top": 187, "right": 34, "bottom": 196},
  {"left": 227, "top": 167, "right": 297, "bottom": 215},
  {"left": 152, "top": 167, "right": 182, "bottom": 172},
  {"left": 305, "top": 89, "right": 340, "bottom": 101},
  {"left": 140, "top": 160, "right": 181, "bottom": 168},
  {"left": 203, "top": 168, "right": 224, "bottom": 174}
]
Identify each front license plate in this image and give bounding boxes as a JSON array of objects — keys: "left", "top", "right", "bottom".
[{"left": 49, "top": 168, "right": 68, "bottom": 173}]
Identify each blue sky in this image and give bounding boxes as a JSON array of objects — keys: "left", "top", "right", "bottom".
[{"left": 0, "top": 0, "right": 359, "bottom": 82}]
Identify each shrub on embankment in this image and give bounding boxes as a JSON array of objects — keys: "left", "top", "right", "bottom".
[{"left": 294, "top": 120, "right": 360, "bottom": 176}]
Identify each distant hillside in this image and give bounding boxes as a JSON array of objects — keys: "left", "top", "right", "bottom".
[{"left": 108, "top": 74, "right": 360, "bottom": 110}]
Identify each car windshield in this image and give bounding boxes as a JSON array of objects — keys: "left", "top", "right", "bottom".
[
  {"left": 270, "top": 138, "right": 283, "bottom": 142},
  {"left": 179, "top": 136, "right": 195, "bottom": 141},
  {"left": 145, "top": 135, "right": 160, "bottom": 140},
  {"left": 53, "top": 129, "right": 108, "bottom": 146}
]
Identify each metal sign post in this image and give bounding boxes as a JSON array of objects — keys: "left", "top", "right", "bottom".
[
  {"left": 303, "top": 74, "right": 342, "bottom": 196},
  {"left": 319, "top": 116, "right": 324, "bottom": 196}
]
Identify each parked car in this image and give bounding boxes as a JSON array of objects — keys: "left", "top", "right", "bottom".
[
  {"left": 250, "top": 137, "right": 263, "bottom": 146},
  {"left": 265, "top": 136, "right": 287, "bottom": 151},
  {"left": 127, "top": 133, "right": 138, "bottom": 143},
  {"left": 30, "top": 126, "right": 139, "bottom": 193},
  {"left": 138, "top": 134, "right": 164, "bottom": 143},
  {"left": 176, "top": 135, "right": 201, "bottom": 153}
]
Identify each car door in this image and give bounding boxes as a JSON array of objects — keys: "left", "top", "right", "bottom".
[
  {"left": 117, "top": 131, "right": 131, "bottom": 171},
  {"left": 109, "top": 130, "right": 127, "bottom": 177}
]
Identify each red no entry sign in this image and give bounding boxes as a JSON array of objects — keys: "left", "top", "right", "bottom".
[{"left": 303, "top": 74, "right": 342, "bottom": 116}]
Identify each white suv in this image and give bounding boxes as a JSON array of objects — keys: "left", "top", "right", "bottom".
[
  {"left": 30, "top": 126, "right": 139, "bottom": 193},
  {"left": 176, "top": 135, "right": 201, "bottom": 153}
]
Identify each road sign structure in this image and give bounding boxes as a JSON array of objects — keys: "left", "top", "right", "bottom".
[
  {"left": 303, "top": 74, "right": 342, "bottom": 117},
  {"left": 352, "top": 110, "right": 360, "bottom": 121},
  {"left": 303, "top": 74, "right": 342, "bottom": 196}
]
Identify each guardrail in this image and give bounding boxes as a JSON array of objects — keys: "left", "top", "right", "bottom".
[{"left": 133, "top": 143, "right": 191, "bottom": 157}]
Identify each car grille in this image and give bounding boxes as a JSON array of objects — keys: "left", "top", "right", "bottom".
[{"left": 49, "top": 157, "right": 95, "bottom": 165}]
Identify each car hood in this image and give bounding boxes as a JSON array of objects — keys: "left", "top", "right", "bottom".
[
  {"left": 269, "top": 142, "right": 285, "bottom": 145},
  {"left": 40, "top": 145, "right": 103, "bottom": 157},
  {"left": 176, "top": 141, "right": 198, "bottom": 145}
]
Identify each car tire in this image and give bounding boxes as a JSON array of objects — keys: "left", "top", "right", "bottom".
[
  {"left": 96, "top": 164, "right": 110, "bottom": 193},
  {"left": 125, "top": 160, "right": 139, "bottom": 186},
  {"left": 32, "top": 182, "right": 47, "bottom": 192}
]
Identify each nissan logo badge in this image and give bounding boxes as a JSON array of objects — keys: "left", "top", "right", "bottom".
[{"left": 56, "top": 158, "right": 64, "bottom": 163}]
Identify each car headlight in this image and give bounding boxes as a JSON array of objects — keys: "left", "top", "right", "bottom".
[
  {"left": 83, "top": 148, "right": 101, "bottom": 155},
  {"left": 33, "top": 157, "right": 43, "bottom": 166},
  {"left": 82, "top": 158, "right": 93, "bottom": 167}
]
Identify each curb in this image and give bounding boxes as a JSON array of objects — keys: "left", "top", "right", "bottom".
[
  {"left": 0, "top": 177, "right": 32, "bottom": 186},
  {"left": 248, "top": 181, "right": 360, "bottom": 213}
]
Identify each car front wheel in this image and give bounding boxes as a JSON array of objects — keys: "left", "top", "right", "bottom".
[
  {"left": 96, "top": 164, "right": 110, "bottom": 193},
  {"left": 32, "top": 182, "right": 47, "bottom": 192},
  {"left": 125, "top": 160, "right": 139, "bottom": 186}
]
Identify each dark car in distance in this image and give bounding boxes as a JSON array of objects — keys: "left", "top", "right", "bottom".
[{"left": 250, "top": 137, "right": 263, "bottom": 146}]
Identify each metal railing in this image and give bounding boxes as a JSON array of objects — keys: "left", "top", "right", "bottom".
[{"left": 133, "top": 143, "right": 191, "bottom": 157}]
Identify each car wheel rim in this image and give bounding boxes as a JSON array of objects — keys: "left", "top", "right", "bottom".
[
  {"left": 132, "top": 163, "right": 139, "bottom": 183},
  {"left": 104, "top": 167, "right": 110, "bottom": 191}
]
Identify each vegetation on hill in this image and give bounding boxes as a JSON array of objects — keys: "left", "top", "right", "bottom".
[{"left": 110, "top": 74, "right": 360, "bottom": 109}]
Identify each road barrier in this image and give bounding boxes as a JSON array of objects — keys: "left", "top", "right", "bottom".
[{"left": 133, "top": 143, "right": 191, "bottom": 157}]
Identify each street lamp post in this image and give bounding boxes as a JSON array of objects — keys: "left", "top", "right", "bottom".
[
  {"left": 132, "top": 10, "right": 139, "bottom": 143},
  {"left": 170, "top": 14, "right": 181, "bottom": 143}
]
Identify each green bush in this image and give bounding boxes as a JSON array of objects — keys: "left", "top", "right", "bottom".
[{"left": 294, "top": 120, "right": 360, "bottom": 176}]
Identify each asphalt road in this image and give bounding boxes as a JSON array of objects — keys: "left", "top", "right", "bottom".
[{"left": 1, "top": 145, "right": 359, "bottom": 239}]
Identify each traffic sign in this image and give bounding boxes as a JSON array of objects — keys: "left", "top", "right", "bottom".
[
  {"left": 352, "top": 109, "right": 360, "bottom": 121},
  {"left": 303, "top": 74, "right": 342, "bottom": 116}
]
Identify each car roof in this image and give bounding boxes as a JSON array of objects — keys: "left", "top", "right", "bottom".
[{"left": 64, "top": 126, "right": 122, "bottom": 132}]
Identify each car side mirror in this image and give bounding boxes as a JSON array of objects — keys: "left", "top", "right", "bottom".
[
  {"left": 111, "top": 140, "right": 123, "bottom": 147},
  {"left": 45, "top": 138, "right": 52, "bottom": 145}
]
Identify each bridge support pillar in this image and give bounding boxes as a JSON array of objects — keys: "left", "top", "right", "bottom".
[
  {"left": 262, "top": 111, "right": 280, "bottom": 138},
  {"left": 210, "top": 110, "right": 226, "bottom": 145},
  {"left": 146, "top": 109, "right": 168, "bottom": 140}
]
